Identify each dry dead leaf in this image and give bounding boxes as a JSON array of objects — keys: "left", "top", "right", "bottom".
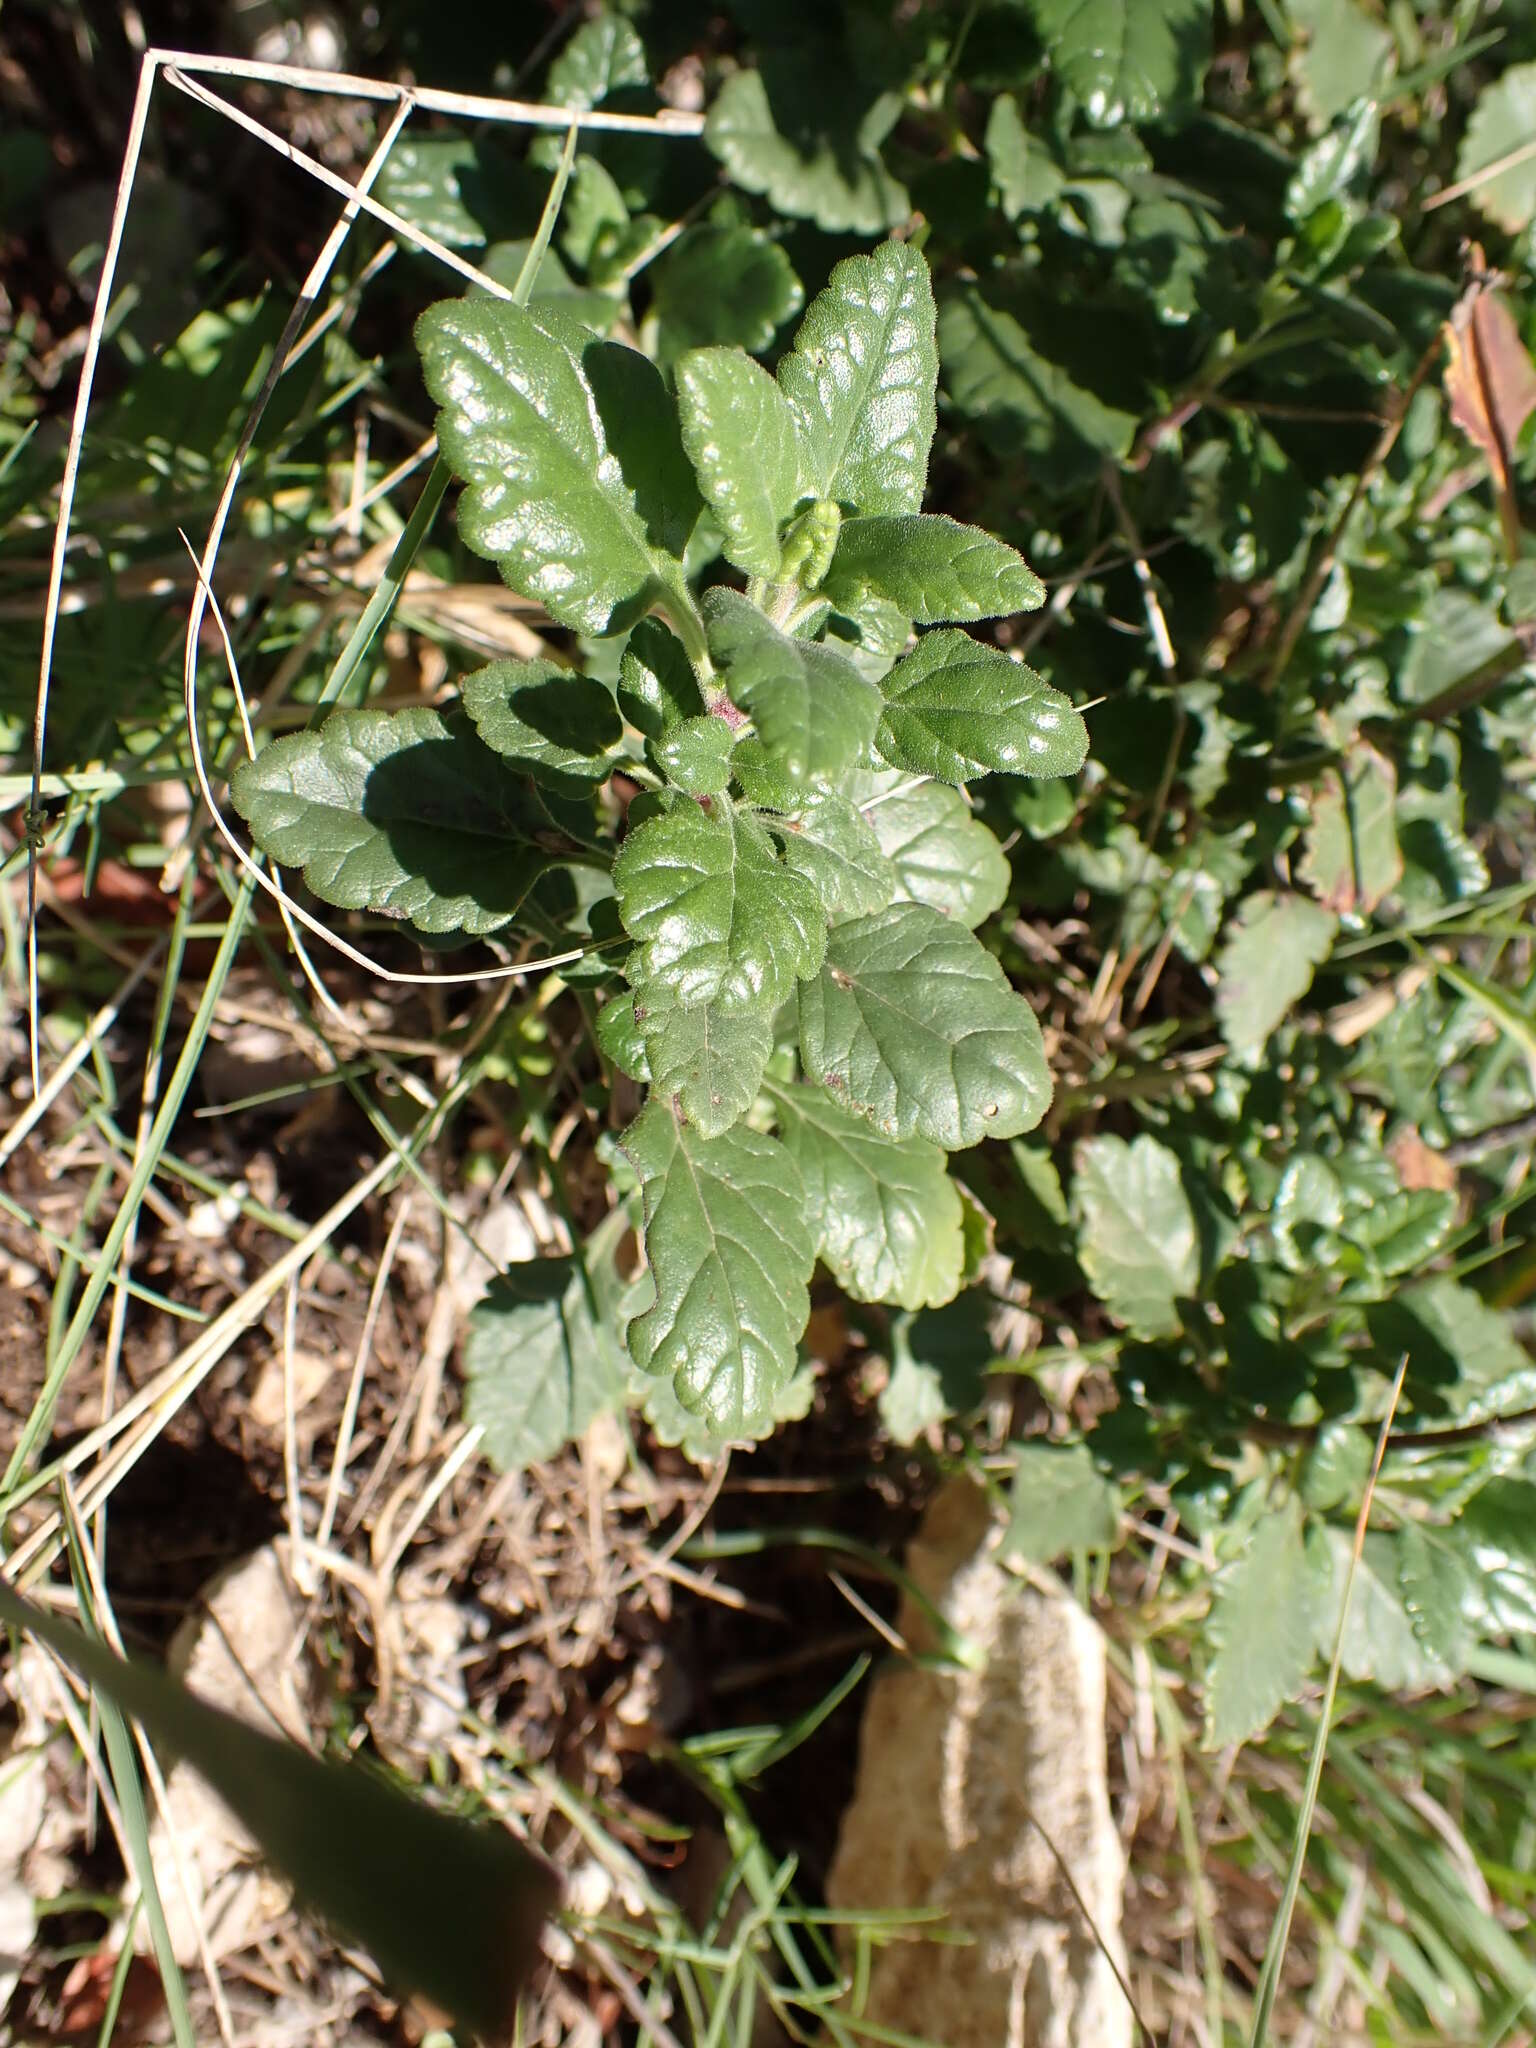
[
  {"left": 1390, "top": 1128, "right": 1458, "bottom": 1195},
  {"left": 1444, "top": 245, "right": 1536, "bottom": 560}
]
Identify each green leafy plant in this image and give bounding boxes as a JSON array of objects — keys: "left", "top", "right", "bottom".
[{"left": 232, "top": 238, "right": 1085, "bottom": 1453}]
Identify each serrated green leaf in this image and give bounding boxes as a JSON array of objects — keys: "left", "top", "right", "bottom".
[
  {"left": 1320, "top": 1528, "right": 1452, "bottom": 1690},
  {"left": 880, "top": 1294, "right": 994, "bottom": 1443},
  {"left": 1074, "top": 1133, "right": 1199, "bottom": 1339},
  {"left": 559, "top": 154, "right": 630, "bottom": 268},
  {"left": 985, "top": 95, "right": 1068, "bottom": 220},
  {"left": 1215, "top": 891, "right": 1337, "bottom": 1065},
  {"left": 229, "top": 707, "right": 551, "bottom": 936},
  {"left": 1204, "top": 1499, "right": 1322, "bottom": 1747},
  {"left": 1350, "top": 1189, "right": 1457, "bottom": 1276},
  {"left": 464, "top": 1246, "right": 629, "bottom": 1472},
  {"left": 771, "top": 1081, "right": 963, "bottom": 1309},
  {"left": 675, "top": 349, "right": 805, "bottom": 578},
  {"left": 651, "top": 223, "right": 804, "bottom": 361},
  {"left": 652, "top": 714, "right": 739, "bottom": 797},
  {"left": 1367, "top": 1278, "right": 1536, "bottom": 1422},
  {"left": 1298, "top": 743, "right": 1401, "bottom": 916},
  {"left": 824, "top": 515, "right": 1045, "bottom": 624},
  {"left": 1456, "top": 61, "right": 1536, "bottom": 234},
  {"left": 1288, "top": 0, "right": 1396, "bottom": 132},
  {"left": 545, "top": 14, "right": 648, "bottom": 111},
  {"left": 638, "top": 1352, "right": 815, "bottom": 1461},
  {"left": 636, "top": 985, "right": 774, "bottom": 1137},
  {"left": 778, "top": 241, "right": 938, "bottom": 518},
  {"left": 766, "top": 792, "right": 895, "bottom": 922},
  {"left": 595, "top": 993, "right": 650, "bottom": 1081},
  {"left": 938, "top": 286, "right": 1139, "bottom": 482},
  {"left": 1004, "top": 1443, "right": 1122, "bottom": 1565},
  {"left": 376, "top": 136, "right": 490, "bottom": 248},
  {"left": 875, "top": 630, "right": 1087, "bottom": 784},
  {"left": 1027, "top": 0, "right": 1212, "bottom": 127},
  {"left": 618, "top": 617, "right": 702, "bottom": 739},
  {"left": 459, "top": 658, "right": 623, "bottom": 794},
  {"left": 614, "top": 795, "right": 826, "bottom": 1011},
  {"left": 852, "top": 768, "right": 1010, "bottom": 928},
  {"left": 416, "top": 298, "right": 697, "bottom": 636},
  {"left": 704, "top": 67, "right": 909, "bottom": 236},
  {"left": 1458, "top": 1481, "right": 1536, "bottom": 1634},
  {"left": 622, "top": 1101, "right": 814, "bottom": 1438},
  {"left": 1395, "top": 1521, "right": 1477, "bottom": 1677},
  {"left": 798, "top": 903, "right": 1051, "bottom": 1148},
  {"left": 704, "top": 588, "right": 882, "bottom": 786}
]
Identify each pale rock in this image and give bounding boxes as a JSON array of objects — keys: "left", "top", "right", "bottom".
[{"left": 826, "top": 1479, "right": 1130, "bottom": 2048}]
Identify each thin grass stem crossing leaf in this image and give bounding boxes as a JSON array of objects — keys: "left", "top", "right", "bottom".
[
  {"left": 614, "top": 794, "right": 825, "bottom": 1010},
  {"left": 764, "top": 791, "right": 895, "bottom": 922},
  {"left": 874, "top": 630, "right": 1087, "bottom": 784},
  {"left": 705, "top": 587, "right": 882, "bottom": 786},
  {"left": 770, "top": 1080, "right": 963, "bottom": 1309},
  {"left": 1073, "top": 1133, "right": 1198, "bottom": 1338},
  {"left": 230, "top": 707, "right": 553, "bottom": 935},
  {"left": 851, "top": 769, "right": 1010, "bottom": 928},
  {"left": 637, "top": 984, "right": 774, "bottom": 1137},
  {"left": 777, "top": 241, "right": 938, "bottom": 518},
  {"left": 622, "top": 1100, "right": 814, "bottom": 1438},
  {"left": 460, "top": 658, "right": 623, "bottom": 794},
  {"left": 675, "top": 348, "right": 806, "bottom": 578},
  {"left": 798, "top": 903, "right": 1051, "bottom": 1148},
  {"left": 1204, "top": 1498, "right": 1325, "bottom": 1747},
  {"left": 416, "top": 298, "right": 697, "bottom": 636},
  {"left": 825, "top": 514, "right": 1046, "bottom": 623}
]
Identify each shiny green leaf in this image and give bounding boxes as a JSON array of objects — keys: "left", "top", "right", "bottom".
[
  {"left": 778, "top": 240, "right": 938, "bottom": 517},
  {"left": 417, "top": 297, "right": 698, "bottom": 635},
  {"left": 704, "top": 67, "right": 909, "bottom": 236},
  {"left": 1074, "top": 1133, "right": 1199, "bottom": 1339},
  {"left": 824, "top": 514, "right": 1045, "bottom": 624},
  {"left": 1027, "top": 0, "right": 1212, "bottom": 126},
  {"left": 623, "top": 1100, "right": 814, "bottom": 1438},
  {"left": 636, "top": 984, "right": 774, "bottom": 1137},
  {"left": 1215, "top": 891, "right": 1337, "bottom": 1064},
  {"left": 770, "top": 1080, "right": 964, "bottom": 1309},
  {"left": 852, "top": 768, "right": 1010, "bottom": 927},
  {"left": 798, "top": 903, "right": 1051, "bottom": 1148},
  {"left": 675, "top": 348, "right": 805, "bottom": 577},
  {"left": 705, "top": 587, "right": 882, "bottom": 785},
  {"left": 875, "top": 630, "right": 1087, "bottom": 784},
  {"left": 229, "top": 707, "right": 551, "bottom": 936},
  {"left": 460, "top": 658, "right": 623, "bottom": 793},
  {"left": 765, "top": 791, "right": 895, "bottom": 922},
  {"left": 614, "top": 794, "right": 826, "bottom": 1011}
]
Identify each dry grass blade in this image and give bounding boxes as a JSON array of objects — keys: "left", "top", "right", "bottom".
[{"left": 1248, "top": 1354, "right": 1411, "bottom": 2048}]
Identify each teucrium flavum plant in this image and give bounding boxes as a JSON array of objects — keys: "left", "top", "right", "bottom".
[{"left": 231, "top": 238, "right": 1087, "bottom": 1452}]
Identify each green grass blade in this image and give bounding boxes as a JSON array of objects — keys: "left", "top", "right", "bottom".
[{"left": 0, "top": 1577, "right": 559, "bottom": 2038}]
